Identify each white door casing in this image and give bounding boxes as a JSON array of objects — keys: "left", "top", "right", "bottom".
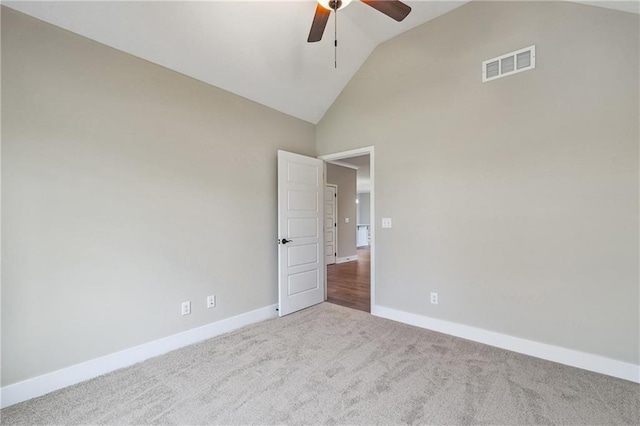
[
  {"left": 325, "top": 184, "right": 337, "bottom": 265},
  {"left": 277, "top": 150, "right": 325, "bottom": 316}
]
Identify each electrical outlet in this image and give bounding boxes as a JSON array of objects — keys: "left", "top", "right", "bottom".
[
  {"left": 430, "top": 292, "right": 439, "bottom": 305},
  {"left": 207, "top": 295, "right": 216, "bottom": 309},
  {"left": 345, "top": 217, "right": 350, "bottom": 223},
  {"left": 382, "top": 218, "right": 392, "bottom": 228},
  {"left": 181, "top": 301, "right": 191, "bottom": 316}
]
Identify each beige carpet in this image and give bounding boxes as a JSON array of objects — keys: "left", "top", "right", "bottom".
[{"left": 2, "top": 303, "right": 638, "bottom": 424}]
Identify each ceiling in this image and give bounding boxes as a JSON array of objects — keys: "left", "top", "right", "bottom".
[
  {"left": 3, "top": 0, "right": 469, "bottom": 123},
  {"left": 4, "top": 1, "right": 638, "bottom": 124}
]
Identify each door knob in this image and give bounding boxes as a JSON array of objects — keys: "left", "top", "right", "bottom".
[{"left": 281, "top": 238, "right": 293, "bottom": 244}]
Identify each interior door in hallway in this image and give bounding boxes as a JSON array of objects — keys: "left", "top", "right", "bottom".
[
  {"left": 325, "top": 184, "right": 337, "bottom": 265},
  {"left": 277, "top": 150, "right": 325, "bottom": 316}
]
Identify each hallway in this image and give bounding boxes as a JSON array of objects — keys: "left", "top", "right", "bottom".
[{"left": 326, "top": 247, "right": 370, "bottom": 313}]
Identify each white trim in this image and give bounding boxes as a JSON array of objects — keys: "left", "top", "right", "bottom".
[
  {"left": 371, "top": 304, "right": 640, "bottom": 383},
  {"left": 369, "top": 149, "right": 375, "bottom": 307},
  {"left": 0, "top": 304, "right": 278, "bottom": 408},
  {"left": 319, "top": 146, "right": 375, "bottom": 309},
  {"left": 322, "top": 161, "right": 328, "bottom": 301},
  {"left": 337, "top": 255, "right": 358, "bottom": 264},
  {"left": 319, "top": 146, "right": 373, "bottom": 162},
  {"left": 326, "top": 160, "right": 359, "bottom": 170}
]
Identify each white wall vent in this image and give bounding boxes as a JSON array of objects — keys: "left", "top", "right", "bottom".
[{"left": 482, "top": 45, "right": 536, "bottom": 82}]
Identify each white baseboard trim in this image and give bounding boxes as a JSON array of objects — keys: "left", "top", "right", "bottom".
[
  {"left": 0, "top": 304, "right": 278, "bottom": 409},
  {"left": 371, "top": 304, "right": 640, "bottom": 384},
  {"left": 337, "top": 255, "right": 358, "bottom": 264}
]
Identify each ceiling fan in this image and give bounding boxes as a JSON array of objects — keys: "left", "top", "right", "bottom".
[{"left": 307, "top": 0, "right": 412, "bottom": 43}]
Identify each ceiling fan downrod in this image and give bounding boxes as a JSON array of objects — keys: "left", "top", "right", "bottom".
[
  {"left": 331, "top": 0, "right": 341, "bottom": 69},
  {"left": 336, "top": 0, "right": 342, "bottom": 69}
]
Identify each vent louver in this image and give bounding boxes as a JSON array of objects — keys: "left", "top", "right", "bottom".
[{"left": 482, "top": 45, "right": 535, "bottom": 82}]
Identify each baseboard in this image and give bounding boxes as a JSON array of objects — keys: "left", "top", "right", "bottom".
[
  {"left": 0, "top": 304, "right": 278, "bottom": 409},
  {"left": 371, "top": 304, "right": 640, "bottom": 384},
  {"left": 337, "top": 255, "right": 358, "bottom": 264}
]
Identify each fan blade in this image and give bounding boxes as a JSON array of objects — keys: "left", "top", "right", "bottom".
[
  {"left": 361, "top": 0, "right": 411, "bottom": 22},
  {"left": 308, "top": 4, "right": 331, "bottom": 42}
]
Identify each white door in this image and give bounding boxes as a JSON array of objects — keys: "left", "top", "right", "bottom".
[
  {"left": 277, "top": 150, "right": 325, "bottom": 316},
  {"left": 325, "top": 184, "right": 337, "bottom": 265}
]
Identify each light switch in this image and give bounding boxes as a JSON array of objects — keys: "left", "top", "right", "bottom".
[
  {"left": 382, "top": 218, "right": 392, "bottom": 228},
  {"left": 345, "top": 218, "right": 350, "bottom": 223}
]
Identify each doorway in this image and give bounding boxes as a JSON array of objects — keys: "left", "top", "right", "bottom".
[{"left": 319, "top": 147, "right": 374, "bottom": 313}]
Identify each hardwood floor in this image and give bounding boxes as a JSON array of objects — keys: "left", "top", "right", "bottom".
[{"left": 327, "top": 247, "right": 371, "bottom": 313}]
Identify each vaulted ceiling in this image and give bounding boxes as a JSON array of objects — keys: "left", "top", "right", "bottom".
[{"left": 4, "top": 1, "right": 638, "bottom": 124}]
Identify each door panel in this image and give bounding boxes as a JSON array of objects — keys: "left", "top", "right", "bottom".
[
  {"left": 325, "top": 184, "right": 337, "bottom": 265},
  {"left": 288, "top": 190, "right": 318, "bottom": 211},
  {"left": 288, "top": 269, "right": 320, "bottom": 296},
  {"left": 288, "top": 217, "right": 318, "bottom": 238},
  {"left": 288, "top": 243, "right": 319, "bottom": 267},
  {"left": 287, "top": 162, "right": 319, "bottom": 186},
  {"left": 278, "top": 150, "right": 324, "bottom": 316}
]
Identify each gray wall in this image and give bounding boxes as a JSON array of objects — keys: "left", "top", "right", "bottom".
[
  {"left": 316, "top": 1, "right": 639, "bottom": 364},
  {"left": 357, "top": 193, "right": 371, "bottom": 225},
  {"left": 326, "top": 164, "right": 357, "bottom": 259},
  {"left": 1, "top": 8, "right": 315, "bottom": 385}
]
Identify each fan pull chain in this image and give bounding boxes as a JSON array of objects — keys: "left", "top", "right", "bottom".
[{"left": 334, "top": 5, "right": 338, "bottom": 68}]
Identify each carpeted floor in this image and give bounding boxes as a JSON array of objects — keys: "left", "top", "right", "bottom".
[{"left": 2, "top": 302, "right": 639, "bottom": 425}]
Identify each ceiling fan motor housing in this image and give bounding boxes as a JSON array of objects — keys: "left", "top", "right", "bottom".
[{"left": 308, "top": 0, "right": 411, "bottom": 44}]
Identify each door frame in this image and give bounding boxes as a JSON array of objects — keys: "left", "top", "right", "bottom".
[{"left": 319, "top": 146, "right": 375, "bottom": 311}]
